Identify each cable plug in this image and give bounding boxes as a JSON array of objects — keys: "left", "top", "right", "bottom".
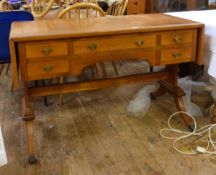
[{"left": 195, "top": 146, "right": 207, "bottom": 154}]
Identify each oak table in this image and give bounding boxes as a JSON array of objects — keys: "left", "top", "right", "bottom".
[{"left": 10, "top": 14, "right": 204, "bottom": 163}]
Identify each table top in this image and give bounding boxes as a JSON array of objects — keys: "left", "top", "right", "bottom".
[{"left": 10, "top": 13, "right": 203, "bottom": 42}]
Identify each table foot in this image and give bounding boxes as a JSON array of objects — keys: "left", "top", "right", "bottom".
[
  {"left": 174, "top": 95, "right": 193, "bottom": 127},
  {"left": 188, "top": 124, "right": 195, "bottom": 132},
  {"left": 211, "top": 102, "right": 216, "bottom": 123},
  {"left": 151, "top": 77, "right": 193, "bottom": 129},
  {"left": 150, "top": 84, "right": 166, "bottom": 100}
]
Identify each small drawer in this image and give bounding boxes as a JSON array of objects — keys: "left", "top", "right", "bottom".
[
  {"left": 27, "top": 60, "right": 69, "bottom": 80},
  {"left": 73, "top": 34, "right": 156, "bottom": 55},
  {"left": 161, "top": 47, "right": 193, "bottom": 64},
  {"left": 127, "top": 0, "right": 145, "bottom": 14},
  {"left": 161, "top": 30, "right": 195, "bottom": 46},
  {"left": 26, "top": 42, "right": 68, "bottom": 59}
]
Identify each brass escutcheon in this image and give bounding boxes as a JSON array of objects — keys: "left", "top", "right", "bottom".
[
  {"left": 42, "top": 47, "right": 52, "bottom": 56},
  {"left": 172, "top": 52, "right": 182, "bottom": 59},
  {"left": 43, "top": 64, "right": 53, "bottom": 72},
  {"left": 173, "top": 35, "right": 182, "bottom": 44},
  {"left": 88, "top": 44, "right": 97, "bottom": 51},
  {"left": 135, "top": 40, "right": 144, "bottom": 46}
]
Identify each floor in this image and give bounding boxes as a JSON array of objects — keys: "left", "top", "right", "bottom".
[{"left": 0, "top": 62, "right": 215, "bottom": 175}]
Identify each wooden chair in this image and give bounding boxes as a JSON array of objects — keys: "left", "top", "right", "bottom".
[
  {"left": 31, "top": 0, "right": 56, "bottom": 19},
  {"left": 107, "top": 0, "right": 128, "bottom": 16},
  {"left": 72, "top": 0, "right": 98, "bottom": 4},
  {"left": 0, "top": 0, "right": 13, "bottom": 11},
  {"left": 57, "top": 3, "right": 105, "bottom": 104},
  {"left": 57, "top": 2, "right": 105, "bottom": 18}
]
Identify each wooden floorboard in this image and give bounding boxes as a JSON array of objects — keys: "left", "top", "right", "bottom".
[{"left": 0, "top": 62, "right": 215, "bottom": 175}]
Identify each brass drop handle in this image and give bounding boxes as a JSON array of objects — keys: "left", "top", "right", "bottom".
[
  {"left": 42, "top": 47, "right": 52, "bottom": 56},
  {"left": 43, "top": 64, "right": 54, "bottom": 72},
  {"left": 88, "top": 44, "right": 97, "bottom": 51},
  {"left": 135, "top": 40, "right": 144, "bottom": 47},
  {"left": 173, "top": 35, "right": 182, "bottom": 44},
  {"left": 172, "top": 52, "right": 182, "bottom": 59},
  {"left": 133, "top": 1, "right": 138, "bottom": 5}
]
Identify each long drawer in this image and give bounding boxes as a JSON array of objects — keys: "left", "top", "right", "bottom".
[{"left": 73, "top": 34, "right": 156, "bottom": 55}]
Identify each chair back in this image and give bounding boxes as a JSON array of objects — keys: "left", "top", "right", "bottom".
[
  {"left": 0, "top": 11, "right": 34, "bottom": 63},
  {"left": 107, "top": 0, "right": 128, "bottom": 16},
  {"left": 0, "top": 0, "right": 13, "bottom": 11},
  {"left": 31, "top": 0, "right": 55, "bottom": 19},
  {"left": 57, "top": 2, "right": 105, "bottom": 19},
  {"left": 72, "top": 0, "right": 97, "bottom": 4}
]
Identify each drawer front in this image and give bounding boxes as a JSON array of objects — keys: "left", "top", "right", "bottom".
[
  {"left": 161, "top": 30, "right": 194, "bottom": 46},
  {"left": 161, "top": 47, "right": 193, "bottom": 64},
  {"left": 73, "top": 34, "right": 156, "bottom": 55},
  {"left": 127, "top": 0, "right": 145, "bottom": 14},
  {"left": 27, "top": 60, "right": 69, "bottom": 79},
  {"left": 26, "top": 42, "right": 68, "bottom": 59}
]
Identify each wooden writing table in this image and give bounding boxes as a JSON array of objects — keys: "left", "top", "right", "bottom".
[{"left": 10, "top": 14, "right": 204, "bottom": 163}]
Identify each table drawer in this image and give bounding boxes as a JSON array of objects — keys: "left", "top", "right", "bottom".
[
  {"left": 73, "top": 34, "right": 156, "bottom": 55},
  {"left": 161, "top": 47, "right": 193, "bottom": 64},
  {"left": 27, "top": 60, "right": 69, "bottom": 79},
  {"left": 161, "top": 29, "right": 195, "bottom": 46},
  {"left": 127, "top": 0, "right": 145, "bottom": 14},
  {"left": 25, "top": 42, "right": 68, "bottom": 59}
]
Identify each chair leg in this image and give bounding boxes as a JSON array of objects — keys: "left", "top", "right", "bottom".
[
  {"left": 90, "top": 66, "right": 95, "bottom": 79},
  {"left": 59, "top": 77, "right": 64, "bottom": 105},
  {"left": 0, "top": 64, "right": 4, "bottom": 75},
  {"left": 211, "top": 102, "right": 216, "bottom": 123},
  {"left": 95, "top": 63, "right": 101, "bottom": 78},
  {"left": 99, "top": 62, "right": 107, "bottom": 78},
  {"left": 5, "top": 63, "right": 10, "bottom": 75},
  {"left": 150, "top": 66, "right": 153, "bottom": 72},
  {"left": 111, "top": 61, "right": 119, "bottom": 76},
  {"left": 10, "top": 81, "right": 14, "bottom": 93},
  {"left": 35, "top": 80, "right": 48, "bottom": 106}
]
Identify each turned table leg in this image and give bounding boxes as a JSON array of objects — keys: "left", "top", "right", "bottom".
[
  {"left": 151, "top": 64, "right": 193, "bottom": 130},
  {"left": 22, "top": 81, "right": 38, "bottom": 164},
  {"left": 211, "top": 101, "right": 216, "bottom": 123}
]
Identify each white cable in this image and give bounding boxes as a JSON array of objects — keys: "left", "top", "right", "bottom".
[{"left": 160, "top": 111, "right": 216, "bottom": 155}]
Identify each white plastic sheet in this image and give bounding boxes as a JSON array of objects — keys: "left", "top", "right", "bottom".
[
  {"left": 212, "top": 87, "right": 216, "bottom": 101},
  {"left": 127, "top": 85, "right": 156, "bottom": 117},
  {"left": 178, "top": 76, "right": 203, "bottom": 117},
  {"left": 0, "top": 125, "right": 7, "bottom": 166}
]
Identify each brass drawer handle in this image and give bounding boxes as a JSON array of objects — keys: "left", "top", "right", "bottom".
[
  {"left": 172, "top": 53, "right": 182, "bottom": 59},
  {"left": 42, "top": 47, "right": 52, "bottom": 56},
  {"left": 88, "top": 44, "right": 97, "bottom": 51},
  {"left": 135, "top": 40, "right": 144, "bottom": 47},
  {"left": 43, "top": 64, "right": 54, "bottom": 72},
  {"left": 133, "top": 2, "right": 138, "bottom": 5},
  {"left": 173, "top": 35, "right": 182, "bottom": 44}
]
